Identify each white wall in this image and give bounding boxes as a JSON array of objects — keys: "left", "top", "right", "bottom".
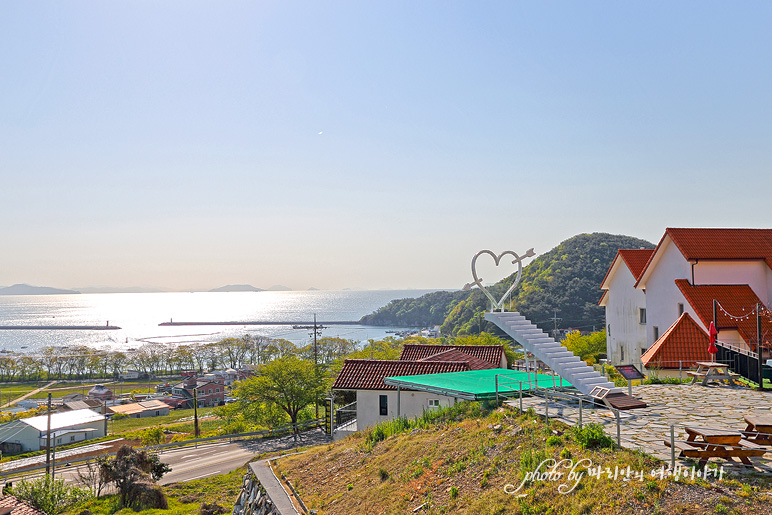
[
  {"left": 355, "top": 389, "right": 456, "bottom": 429},
  {"left": 0, "top": 421, "right": 38, "bottom": 452},
  {"left": 640, "top": 239, "right": 692, "bottom": 346},
  {"left": 694, "top": 260, "right": 770, "bottom": 304},
  {"left": 604, "top": 261, "right": 648, "bottom": 364}
]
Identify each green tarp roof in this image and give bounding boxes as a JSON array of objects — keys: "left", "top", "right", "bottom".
[{"left": 384, "top": 368, "right": 572, "bottom": 401}]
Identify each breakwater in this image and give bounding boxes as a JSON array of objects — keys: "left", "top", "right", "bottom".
[
  {"left": 0, "top": 325, "right": 121, "bottom": 330},
  {"left": 159, "top": 320, "right": 359, "bottom": 326}
]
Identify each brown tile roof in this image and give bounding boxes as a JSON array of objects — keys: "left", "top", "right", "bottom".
[
  {"left": 675, "top": 279, "right": 772, "bottom": 346},
  {"left": 618, "top": 249, "right": 656, "bottom": 280},
  {"left": 332, "top": 360, "right": 470, "bottom": 390},
  {"left": 0, "top": 495, "right": 46, "bottom": 515},
  {"left": 418, "top": 349, "right": 497, "bottom": 370},
  {"left": 641, "top": 312, "right": 711, "bottom": 369},
  {"left": 666, "top": 228, "right": 772, "bottom": 268},
  {"left": 398, "top": 344, "right": 503, "bottom": 367}
]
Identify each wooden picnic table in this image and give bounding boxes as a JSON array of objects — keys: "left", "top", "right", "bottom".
[
  {"left": 665, "top": 425, "right": 767, "bottom": 468},
  {"left": 687, "top": 361, "right": 739, "bottom": 386},
  {"left": 743, "top": 415, "right": 772, "bottom": 445}
]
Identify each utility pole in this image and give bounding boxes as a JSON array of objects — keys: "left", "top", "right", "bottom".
[
  {"left": 309, "top": 314, "right": 322, "bottom": 418},
  {"left": 45, "top": 393, "right": 52, "bottom": 476},
  {"left": 193, "top": 388, "right": 200, "bottom": 439},
  {"left": 550, "top": 311, "right": 562, "bottom": 341}
]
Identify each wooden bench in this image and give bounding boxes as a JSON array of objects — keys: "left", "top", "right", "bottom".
[{"left": 665, "top": 426, "right": 768, "bottom": 468}]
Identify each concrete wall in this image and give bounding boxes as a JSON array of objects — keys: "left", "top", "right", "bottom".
[
  {"left": 604, "top": 261, "right": 648, "bottom": 365},
  {"left": 355, "top": 389, "right": 456, "bottom": 429}
]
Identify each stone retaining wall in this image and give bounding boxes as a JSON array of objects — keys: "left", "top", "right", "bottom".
[{"left": 232, "top": 472, "right": 282, "bottom": 515}]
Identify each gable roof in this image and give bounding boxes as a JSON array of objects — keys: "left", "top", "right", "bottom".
[
  {"left": 399, "top": 344, "right": 503, "bottom": 367},
  {"left": 0, "top": 495, "right": 46, "bottom": 515},
  {"left": 641, "top": 312, "right": 711, "bottom": 369},
  {"left": 599, "top": 248, "right": 655, "bottom": 303},
  {"left": 332, "top": 360, "right": 470, "bottom": 390},
  {"left": 675, "top": 279, "right": 772, "bottom": 345},
  {"left": 19, "top": 409, "right": 104, "bottom": 432},
  {"left": 667, "top": 228, "right": 772, "bottom": 265},
  {"left": 637, "top": 228, "right": 772, "bottom": 288},
  {"left": 418, "top": 349, "right": 497, "bottom": 370}
]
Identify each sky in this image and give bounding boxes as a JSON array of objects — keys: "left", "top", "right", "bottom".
[{"left": 1, "top": 2, "right": 771, "bottom": 292}]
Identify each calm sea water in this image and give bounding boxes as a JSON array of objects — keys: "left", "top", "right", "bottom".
[{"left": 0, "top": 290, "right": 439, "bottom": 353}]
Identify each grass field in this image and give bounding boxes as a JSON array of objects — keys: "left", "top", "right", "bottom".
[{"left": 110, "top": 407, "right": 218, "bottom": 433}]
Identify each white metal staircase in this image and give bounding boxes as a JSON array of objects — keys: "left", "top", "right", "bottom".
[{"left": 485, "top": 311, "right": 621, "bottom": 396}]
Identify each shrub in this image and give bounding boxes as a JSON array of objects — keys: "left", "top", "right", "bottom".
[
  {"left": 378, "top": 468, "right": 389, "bottom": 481},
  {"left": 546, "top": 435, "right": 562, "bottom": 446},
  {"left": 12, "top": 476, "right": 91, "bottom": 515},
  {"left": 571, "top": 423, "right": 614, "bottom": 450},
  {"left": 450, "top": 486, "right": 459, "bottom": 499}
]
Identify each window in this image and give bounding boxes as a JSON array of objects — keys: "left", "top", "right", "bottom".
[
  {"left": 216, "top": 388, "right": 220, "bottom": 393},
  {"left": 428, "top": 399, "right": 440, "bottom": 408},
  {"left": 155, "top": 411, "right": 160, "bottom": 416},
  {"left": 678, "top": 303, "right": 684, "bottom": 316},
  {"left": 208, "top": 389, "right": 212, "bottom": 394},
  {"left": 653, "top": 326, "right": 659, "bottom": 341},
  {"left": 70, "top": 436, "right": 75, "bottom": 442},
  {"left": 639, "top": 308, "right": 647, "bottom": 324},
  {"left": 379, "top": 394, "right": 388, "bottom": 416}
]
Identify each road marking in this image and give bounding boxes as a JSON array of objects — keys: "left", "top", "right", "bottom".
[{"left": 185, "top": 470, "right": 221, "bottom": 481}]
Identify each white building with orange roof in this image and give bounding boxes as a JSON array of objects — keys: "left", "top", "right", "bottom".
[
  {"left": 599, "top": 248, "right": 654, "bottom": 364},
  {"left": 601, "top": 228, "right": 772, "bottom": 374}
]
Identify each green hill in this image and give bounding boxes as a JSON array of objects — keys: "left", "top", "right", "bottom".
[{"left": 360, "top": 233, "right": 654, "bottom": 335}]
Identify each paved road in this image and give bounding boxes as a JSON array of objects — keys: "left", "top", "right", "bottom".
[{"left": 26, "top": 428, "right": 331, "bottom": 487}]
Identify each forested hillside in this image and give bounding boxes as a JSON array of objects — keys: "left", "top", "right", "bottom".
[{"left": 360, "top": 233, "right": 654, "bottom": 335}]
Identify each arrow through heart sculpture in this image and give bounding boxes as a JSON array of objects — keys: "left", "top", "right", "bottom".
[{"left": 470, "top": 248, "right": 536, "bottom": 311}]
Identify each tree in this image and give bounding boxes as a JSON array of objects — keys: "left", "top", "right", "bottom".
[
  {"left": 233, "top": 356, "right": 328, "bottom": 429},
  {"left": 563, "top": 330, "right": 607, "bottom": 364},
  {"left": 98, "top": 445, "right": 171, "bottom": 510}
]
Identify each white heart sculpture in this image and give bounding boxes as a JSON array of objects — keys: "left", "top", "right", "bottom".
[{"left": 471, "top": 248, "right": 536, "bottom": 311}]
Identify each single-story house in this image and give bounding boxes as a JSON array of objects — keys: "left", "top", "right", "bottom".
[
  {"left": 0, "top": 408, "right": 106, "bottom": 452},
  {"left": 108, "top": 399, "right": 170, "bottom": 418},
  {"left": 60, "top": 399, "right": 104, "bottom": 413},
  {"left": 332, "top": 344, "right": 505, "bottom": 432}
]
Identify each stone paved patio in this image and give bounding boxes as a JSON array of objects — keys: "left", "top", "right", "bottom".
[{"left": 510, "top": 383, "right": 772, "bottom": 473}]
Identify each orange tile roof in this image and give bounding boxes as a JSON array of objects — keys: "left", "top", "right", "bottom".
[
  {"left": 398, "top": 344, "right": 503, "bottom": 367},
  {"left": 618, "top": 249, "right": 656, "bottom": 280},
  {"left": 675, "top": 279, "right": 772, "bottom": 346},
  {"left": 641, "top": 312, "right": 711, "bottom": 369},
  {"left": 332, "top": 360, "right": 470, "bottom": 390},
  {"left": 667, "top": 228, "right": 772, "bottom": 268},
  {"left": 418, "top": 349, "right": 497, "bottom": 370},
  {"left": 0, "top": 495, "right": 46, "bottom": 515}
]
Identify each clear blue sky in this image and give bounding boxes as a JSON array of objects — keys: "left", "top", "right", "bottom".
[{"left": 2, "top": 2, "right": 771, "bottom": 291}]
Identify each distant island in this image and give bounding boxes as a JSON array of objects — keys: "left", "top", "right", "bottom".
[
  {"left": 266, "top": 285, "right": 292, "bottom": 291},
  {"left": 0, "top": 284, "right": 80, "bottom": 295},
  {"left": 209, "top": 284, "right": 264, "bottom": 292}
]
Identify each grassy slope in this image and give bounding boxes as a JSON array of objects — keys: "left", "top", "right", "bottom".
[
  {"left": 62, "top": 465, "right": 247, "bottom": 515},
  {"left": 275, "top": 405, "right": 772, "bottom": 515}
]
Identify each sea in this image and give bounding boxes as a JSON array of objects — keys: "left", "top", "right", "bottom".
[{"left": 0, "top": 289, "right": 440, "bottom": 354}]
